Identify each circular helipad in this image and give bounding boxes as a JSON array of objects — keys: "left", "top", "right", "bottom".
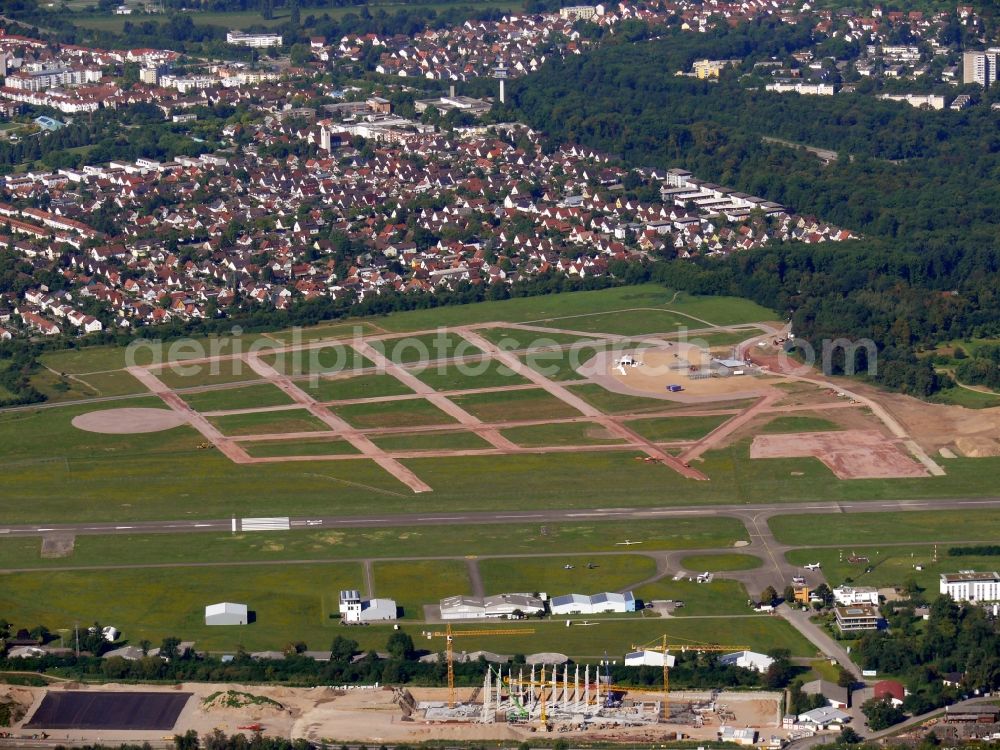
[{"left": 72, "top": 407, "right": 187, "bottom": 434}]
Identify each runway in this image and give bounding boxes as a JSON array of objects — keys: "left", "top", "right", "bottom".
[{"left": 2, "top": 496, "right": 998, "bottom": 538}]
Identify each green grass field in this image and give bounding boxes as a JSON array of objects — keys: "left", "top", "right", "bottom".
[
  {"left": 298, "top": 373, "right": 413, "bottom": 403},
  {"left": 367, "top": 286, "right": 775, "bottom": 333},
  {"left": 566, "top": 384, "right": 687, "bottom": 415},
  {"left": 532, "top": 309, "right": 703, "bottom": 336},
  {"left": 930, "top": 385, "right": 1000, "bottom": 409},
  {"left": 679, "top": 553, "right": 763, "bottom": 572},
  {"left": 371, "top": 430, "right": 492, "bottom": 452},
  {"left": 263, "top": 344, "right": 372, "bottom": 376},
  {"left": 411, "top": 358, "right": 527, "bottom": 392},
  {"left": 626, "top": 415, "right": 730, "bottom": 442},
  {"left": 500, "top": 421, "right": 627, "bottom": 448},
  {"left": 74, "top": 369, "right": 147, "bottom": 397},
  {"left": 242, "top": 438, "right": 360, "bottom": 458},
  {"left": 334, "top": 398, "right": 457, "bottom": 429},
  {"left": 67, "top": 0, "right": 525, "bottom": 32},
  {"left": 371, "top": 332, "right": 481, "bottom": 365},
  {"left": 372, "top": 560, "right": 470, "bottom": 620},
  {"left": 449, "top": 388, "right": 580, "bottom": 422},
  {"left": 0, "top": 517, "right": 748, "bottom": 570},
  {"left": 377, "top": 616, "right": 813, "bottom": 660},
  {"left": 477, "top": 555, "right": 657, "bottom": 596},
  {"left": 0, "top": 555, "right": 812, "bottom": 655},
  {"left": 28, "top": 285, "right": 771, "bottom": 382},
  {"left": 209, "top": 410, "right": 330, "bottom": 436},
  {"left": 785, "top": 546, "right": 1000, "bottom": 592},
  {"left": 0, "top": 562, "right": 362, "bottom": 652},
  {"left": 632, "top": 579, "right": 754, "bottom": 617},
  {"left": 769, "top": 510, "right": 1000, "bottom": 546},
  {"left": 476, "top": 327, "right": 597, "bottom": 351},
  {"left": 180, "top": 383, "right": 294, "bottom": 412},
  {"left": 521, "top": 344, "right": 603, "bottom": 381},
  {"left": 266, "top": 321, "right": 381, "bottom": 345},
  {"left": 8, "top": 395, "right": 1000, "bottom": 525},
  {"left": 155, "top": 359, "right": 264, "bottom": 390}
]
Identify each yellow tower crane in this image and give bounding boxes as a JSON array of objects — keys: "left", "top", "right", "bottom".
[
  {"left": 631, "top": 634, "right": 749, "bottom": 721},
  {"left": 423, "top": 624, "right": 534, "bottom": 708}
]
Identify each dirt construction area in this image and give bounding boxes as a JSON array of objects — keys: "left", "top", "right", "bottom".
[
  {"left": 581, "top": 346, "right": 779, "bottom": 403},
  {"left": 3, "top": 682, "right": 785, "bottom": 746},
  {"left": 750, "top": 429, "right": 929, "bottom": 479}
]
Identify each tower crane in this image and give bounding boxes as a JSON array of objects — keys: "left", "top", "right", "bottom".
[
  {"left": 423, "top": 624, "right": 534, "bottom": 708},
  {"left": 631, "top": 634, "right": 749, "bottom": 721}
]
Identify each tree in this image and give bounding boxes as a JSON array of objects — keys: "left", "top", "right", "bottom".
[
  {"left": 330, "top": 635, "right": 358, "bottom": 663},
  {"left": 783, "top": 585, "right": 796, "bottom": 604},
  {"left": 386, "top": 631, "right": 415, "bottom": 661},
  {"left": 760, "top": 586, "right": 778, "bottom": 605},
  {"left": 174, "top": 729, "right": 200, "bottom": 750},
  {"left": 838, "top": 725, "right": 863, "bottom": 744},
  {"left": 836, "top": 665, "right": 855, "bottom": 688},
  {"left": 160, "top": 636, "right": 181, "bottom": 661},
  {"left": 289, "top": 43, "right": 311, "bottom": 66},
  {"left": 862, "top": 697, "right": 905, "bottom": 730}
]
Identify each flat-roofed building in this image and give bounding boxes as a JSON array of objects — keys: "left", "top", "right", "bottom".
[
  {"left": 835, "top": 604, "right": 881, "bottom": 632},
  {"left": 339, "top": 590, "right": 398, "bottom": 623},
  {"left": 940, "top": 570, "right": 1000, "bottom": 603}
]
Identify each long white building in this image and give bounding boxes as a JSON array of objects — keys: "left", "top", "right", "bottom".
[
  {"left": 226, "top": 31, "right": 283, "bottom": 47},
  {"left": 940, "top": 571, "right": 1000, "bottom": 603},
  {"left": 439, "top": 593, "right": 544, "bottom": 620}
]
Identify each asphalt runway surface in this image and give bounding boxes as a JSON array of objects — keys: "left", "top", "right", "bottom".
[{"left": 25, "top": 692, "right": 192, "bottom": 730}]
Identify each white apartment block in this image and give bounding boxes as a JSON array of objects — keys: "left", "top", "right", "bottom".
[
  {"left": 940, "top": 571, "right": 1000, "bottom": 603},
  {"left": 226, "top": 31, "right": 283, "bottom": 48},
  {"left": 559, "top": 5, "right": 597, "bottom": 20},
  {"left": 5, "top": 65, "right": 101, "bottom": 91},
  {"left": 765, "top": 81, "right": 835, "bottom": 95}
]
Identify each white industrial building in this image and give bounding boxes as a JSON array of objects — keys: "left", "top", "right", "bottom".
[
  {"left": 719, "top": 650, "right": 774, "bottom": 673},
  {"left": 940, "top": 571, "right": 1000, "bottom": 603},
  {"left": 338, "top": 589, "right": 398, "bottom": 623},
  {"left": 832, "top": 586, "right": 880, "bottom": 606},
  {"left": 439, "top": 593, "right": 544, "bottom": 620},
  {"left": 624, "top": 650, "right": 676, "bottom": 667},
  {"left": 205, "top": 602, "right": 248, "bottom": 626},
  {"left": 550, "top": 591, "right": 636, "bottom": 615}
]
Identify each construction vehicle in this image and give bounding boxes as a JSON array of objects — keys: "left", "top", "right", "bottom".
[
  {"left": 631, "top": 634, "right": 749, "bottom": 722},
  {"left": 423, "top": 624, "right": 534, "bottom": 708}
]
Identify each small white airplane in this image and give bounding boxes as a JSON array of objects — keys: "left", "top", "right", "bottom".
[
  {"left": 616, "top": 539, "right": 643, "bottom": 546},
  {"left": 563, "top": 564, "right": 575, "bottom": 570},
  {"left": 803, "top": 562, "right": 822, "bottom": 570}
]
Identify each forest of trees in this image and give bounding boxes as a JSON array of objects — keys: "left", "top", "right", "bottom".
[
  {"left": 509, "top": 19, "right": 1000, "bottom": 396},
  {"left": 856, "top": 597, "right": 1000, "bottom": 712}
]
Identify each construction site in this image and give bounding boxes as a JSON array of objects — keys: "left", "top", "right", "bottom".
[{"left": 398, "top": 662, "right": 781, "bottom": 737}]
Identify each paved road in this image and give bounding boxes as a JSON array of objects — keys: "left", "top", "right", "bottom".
[{"left": 776, "top": 603, "right": 859, "bottom": 678}]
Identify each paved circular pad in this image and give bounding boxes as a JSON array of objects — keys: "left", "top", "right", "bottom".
[{"left": 72, "top": 407, "right": 186, "bottom": 434}]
